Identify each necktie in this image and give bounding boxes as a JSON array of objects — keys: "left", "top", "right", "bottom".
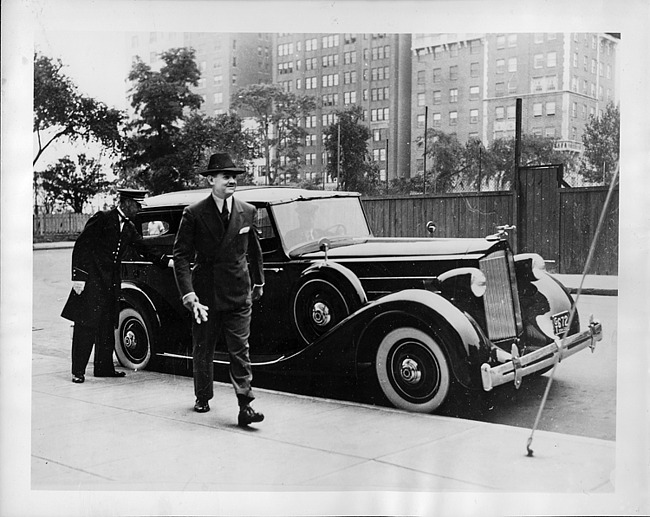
[{"left": 220, "top": 201, "right": 229, "bottom": 228}]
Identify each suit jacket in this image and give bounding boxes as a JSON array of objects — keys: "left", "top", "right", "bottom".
[
  {"left": 172, "top": 195, "right": 264, "bottom": 311},
  {"left": 61, "top": 208, "right": 169, "bottom": 327}
]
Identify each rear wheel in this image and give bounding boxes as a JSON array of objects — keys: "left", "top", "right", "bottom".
[
  {"left": 115, "top": 307, "right": 153, "bottom": 370},
  {"left": 292, "top": 277, "right": 353, "bottom": 343},
  {"left": 375, "top": 327, "right": 451, "bottom": 413}
]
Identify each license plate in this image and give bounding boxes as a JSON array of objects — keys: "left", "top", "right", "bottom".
[{"left": 551, "top": 310, "right": 570, "bottom": 336}]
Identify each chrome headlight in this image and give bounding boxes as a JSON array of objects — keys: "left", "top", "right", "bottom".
[{"left": 438, "top": 267, "right": 487, "bottom": 298}]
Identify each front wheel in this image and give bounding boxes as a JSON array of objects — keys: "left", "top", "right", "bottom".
[
  {"left": 115, "top": 307, "right": 153, "bottom": 370},
  {"left": 375, "top": 327, "right": 451, "bottom": 413}
]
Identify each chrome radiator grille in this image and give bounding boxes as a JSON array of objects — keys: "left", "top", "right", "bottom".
[{"left": 479, "top": 250, "right": 522, "bottom": 342}]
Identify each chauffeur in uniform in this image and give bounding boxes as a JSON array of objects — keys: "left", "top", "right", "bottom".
[
  {"left": 172, "top": 153, "right": 265, "bottom": 428},
  {"left": 61, "top": 189, "right": 172, "bottom": 383}
]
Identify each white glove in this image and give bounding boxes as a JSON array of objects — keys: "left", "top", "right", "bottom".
[
  {"left": 183, "top": 293, "right": 209, "bottom": 324},
  {"left": 72, "top": 281, "right": 85, "bottom": 295}
]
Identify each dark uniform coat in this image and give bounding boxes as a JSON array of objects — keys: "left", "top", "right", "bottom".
[
  {"left": 61, "top": 208, "right": 169, "bottom": 328},
  {"left": 172, "top": 195, "right": 264, "bottom": 310}
]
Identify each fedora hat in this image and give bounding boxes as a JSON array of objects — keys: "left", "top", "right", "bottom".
[{"left": 200, "top": 152, "right": 246, "bottom": 176}]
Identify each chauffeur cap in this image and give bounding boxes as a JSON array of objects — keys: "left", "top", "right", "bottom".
[
  {"left": 200, "top": 152, "right": 246, "bottom": 176},
  {"left": 117, "top": 188, "right": 148, "bottom": 202}
]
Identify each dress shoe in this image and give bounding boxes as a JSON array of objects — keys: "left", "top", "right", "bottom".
[
  {"left": 94, "top": 371, "right": 126, "bottom": 378},
  {"left": 194, "top": 400, "right": 210, "bottom": 413},
  {"left": 238, "top": 405, "right": 264, "bottom": 427},
  {"left": 71, "top": 375, "right": 85, "bottom": 384}
]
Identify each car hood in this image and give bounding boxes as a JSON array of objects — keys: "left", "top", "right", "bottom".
[{"left": 292, "top": 236, "right": 503, "bottom": 259}]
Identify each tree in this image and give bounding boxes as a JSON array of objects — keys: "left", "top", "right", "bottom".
[
  {"left": 232, "top": 83, "right": 317, "bottom": 184},
  {"left": 172, "top": 112, "right": 259, "bottom": 188},
  {"left": 33, "top": 53, "right": 124, "bottom": 167},
  {"left": 323, "top": 105, "right": 379, "bottom": 195},
  {"left": 581, "top": 102, "right": 620, "bottom": 184},
  {"left": 119, "top": 48, "right": 203, "bottom": 194},
  {"left": 37, "top": 154, "right": 109, "bottom": 213}
]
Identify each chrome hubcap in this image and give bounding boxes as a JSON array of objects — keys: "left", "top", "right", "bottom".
[
  {"left": 399, "top": 358, "right": 422, "bottom": 384},
  {"left": 124, "top": 329, "right": 137, "bottom": 350},
  {"left": 311, "top": 302, "right": 331, "bottom": 326}
]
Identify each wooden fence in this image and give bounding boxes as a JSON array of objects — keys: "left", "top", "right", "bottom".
[
  {"left": 33, "top": 212, "right": 91, "bottom": 236},
  {"left": 363, "top": 186, "right": 618, "bottom": 275},
  {"left": 34, "top": 186, "right": 619, "bottom": 275}
]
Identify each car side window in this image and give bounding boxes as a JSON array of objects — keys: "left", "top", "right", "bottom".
[
  {"left": 142, "top": 220, "right": 170, "bottom": 238},
  {"left": 257, "top": 207, "right": 278, "bottom": 253}
]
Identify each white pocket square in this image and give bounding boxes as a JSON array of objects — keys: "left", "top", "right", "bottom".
[{"left": 239, "top": 226, "right": 250, "bottom": 234}]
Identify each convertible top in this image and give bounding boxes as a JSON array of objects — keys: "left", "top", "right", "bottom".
[{"left": 141, "top": 186, "right": 360, "bottom": 209}]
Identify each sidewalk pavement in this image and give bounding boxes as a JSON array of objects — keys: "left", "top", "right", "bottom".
[
  {"left": 31, "top": 353, "right": 615, "bottom": 495},
  {"left": 33, "top": 241, "right": 618, "bottom": 296}
]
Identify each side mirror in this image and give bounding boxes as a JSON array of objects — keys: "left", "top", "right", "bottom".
[
  {"left": 318, "top": 237, "right": 331, "bottom": 262},
  {"left": 426, "top": 221, "right": 436, "bottom": 236}
]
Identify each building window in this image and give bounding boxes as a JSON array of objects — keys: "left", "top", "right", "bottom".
[
  {"left": 305, "top": 115, "right": 316, "bottom": 128},
  {"left": 470, "top": 109, "right": 478, "bottom": 124},
  {"left": 417, "top": 114, "right": 425, "bottom": 128},
  {"left": 305, "top": 77, "right": 317, "bottom": 89},
  {"left": 417, "top": 92, "right": 426, "bottom": 106},
  {"left": 495, "top": 106, "right": 505, "bottom": 120},
  {"left": 449, "top": 43, "right": 459, "bottom": 57},
  {"left": 546, "top": 102, "right": 556, "bottom": 116},
  {"left": 496, "top": 34, "right": 506, "bottom": 49},
  {"left": 534, "top": 54, "right": 544, "bottom": 68},
  {"left": 546, "top": 52, "right": 556, "bottom": 67},
  {"left": 572, "top": 102, "right": 577, "bottom": 117},
  {"left": 495, "top": 82, "right": 505, "bottom": 96},
  {"left": 433, "top": 46, "right": 443, "bottom": 60},
  {"left": 432, "top": 113, "right": 441, "bottom": 127},
  {"left": 433, "top": 68, "right": 442, "bottom": 82},
  {"left": 534, "top": 33, "right": 544, "bottom": 44},
  {"left": 508, "top": 34, "right": 517, "bottom": 47},
  {"left": 449, "top": 65, "right": 458, "bottom": 81},
  {"left": 296, "top": 78, "right": 302, "bottom": 90},
  {"left": 506, "top": 106, "right": 516, "bottom": 119},
  {"left": 508, "top": 57, "right": 517, "bottom": 72},
  {"left": 213, "top": 75, "right": 223, "bottom": 86},
  {"left": 344, "top": 91, "right": 357, "bottom": 104},
  {"left": 470, "top": 39, "right": 481, "bottom": 54},
  {"left": 373, "top": 129, "right": 382, "bottom": 141},
  {"left": 496, "top": 59, "right": 505, "bottom": 74},
  {"left": 213, "top": 92, "right": 223, "bottom": 104},
  {"left": 546, "top": 75, "right": 558, "bottom": 91},
  {"left": 305, "top": 38, "right": 318, "bottom": 51},
  {"left": 344, "top": 51, "right": 357, "bottom": 64},
  {"left": 449, "top": 111, "right": 458, "bottom": 125},
  {"left": 417, "top": 70, "right": 425, "bottom": 85},
  {"left": 433, "top": 90, "right": 441, "bottom": 105},
  {"left": 591, "top": 58, "right": 597, "bottom": 74},
  {"left": 545, "top": 127, "right": 556, "bottom": 138},
  {"left": 449, "top": 88, "right": 458, "bottom": 103},
  {"left": 533, "top": 103, "right": 543, "bottom": 117},
  {"left": 470, "top": 62, "right": 479, "bottom": 78},
  {"left": 573, "top": 52, "right": 578, "bottom": 68},
  {"left": 344, "top": 70, "right": 357, "bottom": 84},
  {"left": 469, "top": 85, "right": 480, "bottom": 101}
]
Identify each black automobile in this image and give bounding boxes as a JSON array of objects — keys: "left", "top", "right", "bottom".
[{"left": 116, "top": 187, "right": 602, "bottom": 413}]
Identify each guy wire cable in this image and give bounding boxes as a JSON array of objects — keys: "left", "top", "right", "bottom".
[{"left": 525, "top": 163, "right": 619, "bottom": 457}]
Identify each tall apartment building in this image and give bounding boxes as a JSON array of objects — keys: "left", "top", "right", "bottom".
[
  {"left": 127, "top": 32, "right": 273, "bottom": 115},
  {"left": 273, "top": 33, "right": 412, "bottom": 183},
  {"left": 410, "top": 33, "right": 619, "bottom": 177}
]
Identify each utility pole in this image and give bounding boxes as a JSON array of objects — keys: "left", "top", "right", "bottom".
[
  {"left": 423, "top": 106, "right": 428, "bottom": 195},
  {"left": 337, "top": 122, "right": 341, "bottom": 190}
]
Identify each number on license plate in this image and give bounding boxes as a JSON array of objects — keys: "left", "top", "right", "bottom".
[{"left": 552, "top": 310, "right": 570, "bottom": 336}]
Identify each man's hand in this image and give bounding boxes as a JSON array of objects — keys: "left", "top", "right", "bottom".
[
  {"left": 183, "top": 293, "right": 209, "bottom": 324},
  {"left": 72, "top": 281, "right": 85, "bottom": 295},
  {"left": 167, "top": 258, "right": 174, "bottom": 268},
  {"left": 252, "top": 285, "right": 264, "bottom": 301}
]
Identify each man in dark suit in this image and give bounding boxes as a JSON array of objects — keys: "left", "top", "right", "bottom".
[
  {"left": 61, "top": 189, "right": 173, "bottom": 383},
  {"left": 172, "top": 153, "right": 265, "bottom": 427}
]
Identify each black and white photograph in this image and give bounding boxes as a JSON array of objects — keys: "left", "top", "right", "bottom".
[{"left": 2, "top": 0, "right": 648, "bottom": 515}]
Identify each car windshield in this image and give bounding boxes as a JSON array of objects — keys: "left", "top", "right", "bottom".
[{"left": 273, "top": 197, "right": 371, "bottom": 251}]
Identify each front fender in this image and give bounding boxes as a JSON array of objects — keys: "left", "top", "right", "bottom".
[{"left": 301, "top": 260, "right": 368, "bottom": 306}]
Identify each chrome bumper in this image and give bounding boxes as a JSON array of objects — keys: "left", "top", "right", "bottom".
[{"left": 480, "top": 316, "right": 603, "bottom": 391}]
